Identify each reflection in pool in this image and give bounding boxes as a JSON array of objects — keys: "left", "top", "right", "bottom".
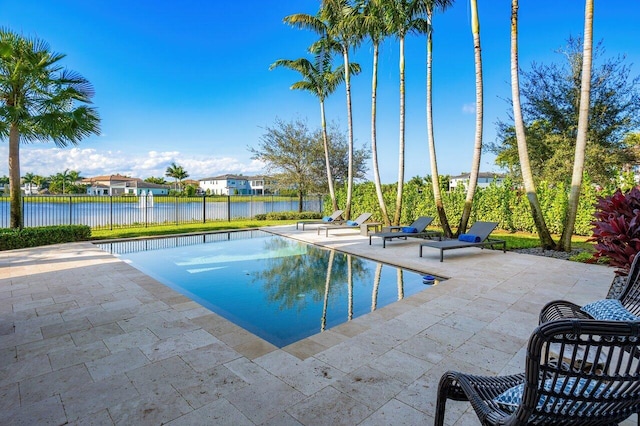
[{"left": 98, "top": 230, "right": 443, "bottom": 347}]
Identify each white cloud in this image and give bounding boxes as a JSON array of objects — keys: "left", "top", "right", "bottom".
[
  {"left": 462, "top": 103, "right": 476, "bottom": 114},
  {"left": 0, "top": 146, "right": 266, "bottom": 179}
]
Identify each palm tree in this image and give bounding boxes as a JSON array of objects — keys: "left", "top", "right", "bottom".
[
  {"left": 51, "top": 169, "right": 73, "bottom": 194},
  {"left": 285, "top": 0, "right": 362, "bottom": 219},
  {"left": 385, "top": 0, "right": 424, "bottom": 225},
  {"left": 510, "top": 0, "right": 555, "bottom": 249},
  {"left": 414, "top": 0, "right": 455, "bottom": 237},
  {"left": 458, "top": 0, "right": 483, "bottom": 234},
  {"left": 0, "top": 30, "right": 100, "bottom": 228},
  {"left": 270, "top": 36, "right": 355, "bottom": 212},
  {"left": 360, "top": 0, "right": 391, "bottom": 225},
  {"left": 165, "top": 162, "right": 189, "bottom": 191},
  {"left": 22, "top": 172, "right": 36, "bottom": 195},
  {"left": 559, "top": 0, "right": 594, "bottom": 251}
]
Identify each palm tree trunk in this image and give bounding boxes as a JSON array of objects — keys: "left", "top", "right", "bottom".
[
  {"left": 371, "top": 262, "right": 381, "bottom": 311},
  {"left": 394, "top": 36, "right": 406, "bottom": 226},
  {"left": 559, "top": 0, "right": 593, "bottom": 251},
  {"left": 8, "top": 124, "right": 22, "bottom": 229},
  {"left": 347, "top": 254, "right": 353, "bottom": 321},
  {"left": 510, "top": 0, "right": 556, "bottom": 249},
  {"left": 426, "top": 10, "right": 453, "bottom": 238},
  {"left": 343, "top": 46, "right": 355, "bottom": 220},
  {"left": 371, "top": 42, "right": 390, "bottom": 225},
  {"left": 321, "top": 250, "right": 335, "bottom": 332},
  {"left": 459, "top": 0, "right": 483, "bottom": 235},
  {"left": 320, "top": 101, "right": 338, "bottom": 211}
]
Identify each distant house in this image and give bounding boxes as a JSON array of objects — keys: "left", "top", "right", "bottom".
[
  {"left": 199, "top": 174, "right": 277, "bottom": 195},
  {"left": 82, "top": 174, "right": 170, "bottom": 196},
  {"left": 449, "top": 172, "right": 505, "bottom": 190}
]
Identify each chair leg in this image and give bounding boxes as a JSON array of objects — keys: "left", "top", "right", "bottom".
[{"left": 435, "top": 372, "right": 457, "bottom": 426}]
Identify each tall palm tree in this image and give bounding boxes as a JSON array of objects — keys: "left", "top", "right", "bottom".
[
  {"left": 458, "top": 0, "right": 483, "bottom": 234},
  {"left": 270, "top": 37, "right": 354, "bottom": 212},
  {"left": 414, "top": 0, "right": 454, "bottom": 237},
  {"left": 0, "top": 30, "right": 100, "bottom": 228},
  {"left": 360, "top": 0, "right": 391, "bottom": 225},
  {"left": 285, "top": 0, "right": 362, "bottom": 219},
  {"left": 559, "top": 0, "right": 594, "bottom": 251},
  {"left": 510, "top": 0, "right": 555, "bottom": 249},
  {"left": 165, "top": 162, "right": 188, "bottom": 191},
  {"left": 386, "top": 0, "right": 423, "bottom": 225}
]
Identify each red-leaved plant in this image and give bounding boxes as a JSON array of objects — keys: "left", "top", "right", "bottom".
[{"left": 590, "top": 187, "right": 640, "bottom": 275}]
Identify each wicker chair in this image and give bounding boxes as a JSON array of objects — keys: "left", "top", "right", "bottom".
[
  {"left": 435, "top": 319, "right": 640, "bottom": 426},
  {"left": 539, "top": 254, "right": 640, "bottom": 324}
]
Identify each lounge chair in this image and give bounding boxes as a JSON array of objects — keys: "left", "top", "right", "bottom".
[
  {"left": 318, "top": 212, "right": 372, "bottom": 237},
  {"left": 435, "top": 318, "right": 640, "bottom": 426},
  {"left": 418, "top": 221, "right": 506, "bottom": 262},
  {"left": 369, "top": 216, "right": 439, "bottom": 248},
  {"left": 539, "top": 252, "right": 640, "bottom": 324},
  {"left": 296, "top": 210, "right": 344, "bottom": 230}
]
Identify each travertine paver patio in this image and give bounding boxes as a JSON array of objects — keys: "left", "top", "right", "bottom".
[{"left": 0, "top": 225, "right": 636, "bottom": 425}]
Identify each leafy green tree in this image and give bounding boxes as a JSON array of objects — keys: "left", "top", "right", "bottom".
[
  {"left": 165, "top": 162, "right": 189, "bottom": 191},
  {"left": 250, "top": 118, "right": 319, "bottom": 212},
  {"left": 0, "top": 29, "right": 100, "bottom": 228},
  {"left": 491, "top": 38, "right": 640, "bottom": 186},
  {"left": 48, "top": 169, "right": 84, "bottom": 194},
  {"left": 144, "top": 176, "right": 167, "bottom": 185},
  {"left": 310, "top": 122, "right": 370, "bottom": 188}
]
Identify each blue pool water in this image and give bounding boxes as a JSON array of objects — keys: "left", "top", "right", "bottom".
[{"left": 98, "top": 230, "right": 443, "bottom": 347}]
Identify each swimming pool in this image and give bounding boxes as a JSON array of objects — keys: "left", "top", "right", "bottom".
[{"left": 97, "top": 230, "right": 443, "bottom": 347}]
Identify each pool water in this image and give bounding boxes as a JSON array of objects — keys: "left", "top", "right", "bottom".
[{"left": 98, "top": 230, "right": 442, "bottom": 347}]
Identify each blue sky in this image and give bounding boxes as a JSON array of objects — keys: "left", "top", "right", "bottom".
[{"left": 2, "top": 0, "right": 639, "bottom": 183}]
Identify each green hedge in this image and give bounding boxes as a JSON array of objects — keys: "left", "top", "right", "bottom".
[
  {"left": 332, "top": 177, "right": 605, "bottom": 236},
  {"left": 0, "top": 225, "right": 92, "bottom": 251},
  {"left": 254, "top": 211, "right": 320, "bottom": 221}
]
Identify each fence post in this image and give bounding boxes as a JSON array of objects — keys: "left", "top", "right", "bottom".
[
  {"left": 110, "top": 195, "right": 113, "bottom": 230},
  {"left": 203, "top": 195, "right": 206, "bottom": 223},
  {"left": 175, "top": 197, "right": 178, "bottom": 225},
  {"left": 69, "top": 196, "right": 72, "bottom": 225},
  {"left": 227, "top": 195, "right": 231, "bottom": 222}
]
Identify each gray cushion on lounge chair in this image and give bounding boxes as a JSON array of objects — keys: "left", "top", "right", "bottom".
[{"left": 419, "top": 221, "right": 506, "bottom": 262}]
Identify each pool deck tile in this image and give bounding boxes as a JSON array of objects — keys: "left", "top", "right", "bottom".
[{"left": 0, "top": 226, "right": 638, "bottom": 425}]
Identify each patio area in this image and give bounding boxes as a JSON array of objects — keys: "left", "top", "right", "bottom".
[{"left": 0, "top": 225, "right": 636, "bottom": 425}]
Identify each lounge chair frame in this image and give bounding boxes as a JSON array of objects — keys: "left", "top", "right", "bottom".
[
  {"left": 296, "top": 210, "right": 344, "bottom": 230},
  {"left": 318, "top": 213, "right": 372, "bottom": 237},
  {"left": 369, "top": 216, "right": 439, "bottom": 248},
  {"left": 418, "top": 221, "right": 506, "bottom": 262},
  {"left": 435, "top": 319, "right": 640, "bottom": 426}
]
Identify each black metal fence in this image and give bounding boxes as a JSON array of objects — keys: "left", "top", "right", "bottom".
[{"left": 0, "top": 195, "right": 324, "bottom": 230}]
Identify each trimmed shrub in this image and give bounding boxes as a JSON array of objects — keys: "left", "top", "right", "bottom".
[
  {"left": 590, "top": 188, "right": 640, "bottom": 274},
  {"left": 254, "top": 211, "right": 321, "bottom": 221},
  {"left": 0, "top": 225, "right": 92, "bottom": 251}
]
